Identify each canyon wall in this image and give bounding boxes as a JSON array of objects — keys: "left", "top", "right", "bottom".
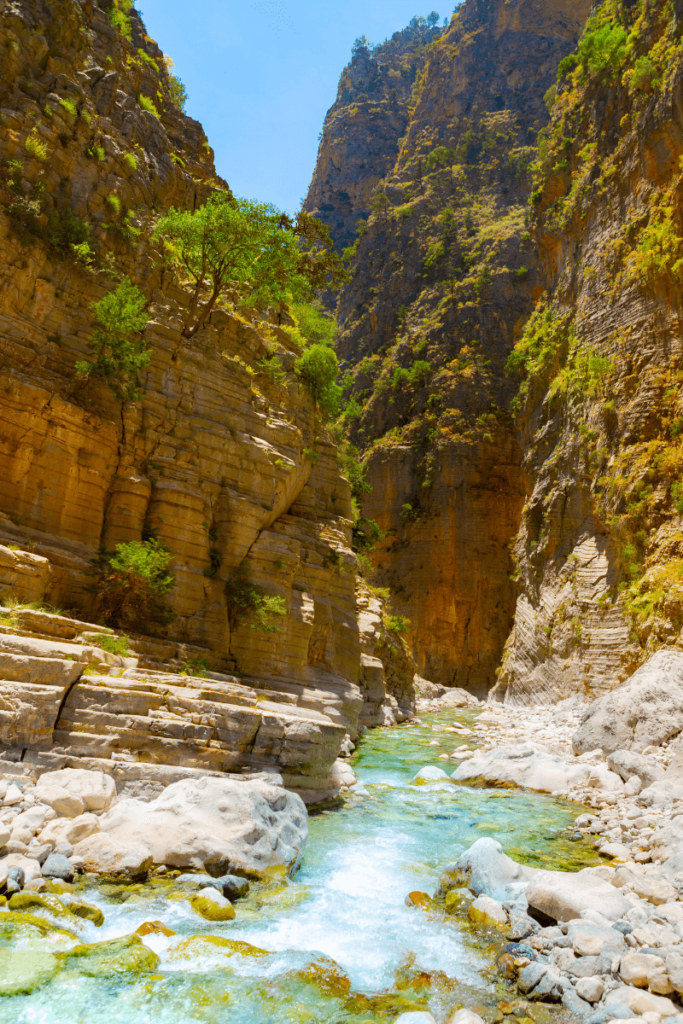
[
  {"left": 307, "top": 0, "right": 591, "bottom": 693},
  {"left": 493, "top": 0, "right": 683, "bottom": 704},
  {"left": 0, "top": 0, "right": 415, "bottom": 788}
]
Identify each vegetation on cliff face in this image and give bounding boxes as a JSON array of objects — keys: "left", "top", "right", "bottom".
[
  {"left": 307, "top": 0, "right": 592, "bottom": 691},
  {"left": 495, "top": 0, "right": 683, "bottom": 701}
]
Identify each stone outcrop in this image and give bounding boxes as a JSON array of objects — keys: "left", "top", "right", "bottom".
[
  {"left": 303, "top": 20, "right": 443, "bottom": 253},
  {"left": 306, "top": 0, "right": 591, "bottom": 693},
  {"left": 0, "top": 0, "right": 430, "bottom": 790},
  {"left": 495, "top": 0, "right": 683, "bottom": 702}
]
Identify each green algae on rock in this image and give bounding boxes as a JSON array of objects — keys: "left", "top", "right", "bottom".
[
  {"left": 0, "top": 949, "right": 61, "bottom": 996},
  {"left": 0, "top": 911, "right": 78, "bottom": 942},
  {"left": 168, "top": 935, "right": 270, "bottom": 962},
  {"left": 8, "top": 891, "right": 75, "bottom": 920},
  {"left": 189, "top": 890, "right": 236, "bottom": 922},
  {"left": 61, "top": 934, "right": 160, "bottom": 977}
]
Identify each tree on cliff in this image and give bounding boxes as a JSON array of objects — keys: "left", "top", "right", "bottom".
[
  {"left": 427, "top": 11, "right": 440, "bottom": 27},
  {"left": 152, "top": 193, "right": 345, "bottom": 338},
  {"left": 74, "top": 277, "right": 150, "bottom": 399}
]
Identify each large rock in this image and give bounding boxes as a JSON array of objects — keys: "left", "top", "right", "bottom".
[
  {"left": 573, "top": 651, "right": 683, "bottom": 754},
  {"left": 40, "top": 812, "right": 100, "bottom": 847},
  {"left": 607, "top": 749, "right": 664, "bottom": 787},
  {"left": 72, "top": 833, "right": 153, "bottom": 879},
  {"left": 36, "top": 769, "right": 116, "bottom": 812},
  {"left": 95, "top": 774, "right": 308, "bottom": 878},
  {"left": 526, "top": 869, "right": 632, "bottom": 923},
  {"left": 455, "top": 838, "right": 535, "bottom": 901},
  {"left": 451, "top": 745, "right": 623, "bottom": 795}
]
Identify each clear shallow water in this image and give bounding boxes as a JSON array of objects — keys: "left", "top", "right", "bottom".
[{"left": 1, "top": 709, "right": 599, "bottom": 1024}]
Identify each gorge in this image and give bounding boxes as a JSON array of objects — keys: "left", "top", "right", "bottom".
[{"left": 3, "top": 0, "right": 683, "bottom": 1021}]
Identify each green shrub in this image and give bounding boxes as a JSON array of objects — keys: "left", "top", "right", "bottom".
[
  {"left": 392, "top": 360, "right": 432, "bottom": 390},
  {"left": 630, "top": 55, "right": 660, "bottom": 92},
  {"left": 137, "top": 48, "right": 160, "bottom": 73},
  {"left": 124, "top": 152, "right": 137, "bottom": 172},
  {"left": 25, "top": 131, "right": 47, "bottom": 161},
  {"left": 108, "top": 0, "right": 133, "bottom": 38},
  {"left": 94, "top": 539, "right": 175, "bottom": 630},
  {"left": 181, "top": 656, "right": 210, "bottom": 678},
  {"left": 59, "top": 97, "right": 77, "bottom": 118},
  {"left": 96, "top": 633, "right": 131, "bottom": 656},
  {"left": 47, "top": 206, "right": 91, "bottom": 255},
  {"left": 86, "top": 143, "right": 106, "bottom": 162},
  {"left": 559, "top": 18, "right": 627, "bottom": 81},
  {"left": 543, "top": 84, "right": 557, "bottom": 112},
  {"left": 224, "top": 570, "right": 287, "bottom": 633},
  {"left": 295, "top": 343, "right": 341, "bottom": 419},
  {"left": 385, "top": 613, "right": 411, "bottom": 634},
  {"left": 75, "top": 278, "right": 150, "bottom": 399},
  {"left": 167, "top": 74, "right": 188, "bottom": 112},
  {"left": 138, "top": 94, "right": 159, "bottom": 118},
  {"left": 105, "top": 194, "right": 121, "bottom": 216},
  {"left": 152, "top": 194, "right": 345, "bottom": 337}
]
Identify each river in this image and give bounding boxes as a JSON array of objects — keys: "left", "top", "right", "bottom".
[{"left": 1, "top": 708, "right": 598, "bottom": 1023}]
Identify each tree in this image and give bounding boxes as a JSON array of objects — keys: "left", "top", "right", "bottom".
[
  {"left": 75, "top": 277, "right": 150, "bottom": 398},
  {"left": 295, "top": 343, "right": 342, "bottom": 419},
  {"left": 427, "top": 11, "right": 440, "bottom": 27},
  {"left": 152, "top": 194, "right": 345, "bottom": 338},
  {"left": 352, "top": 35, "right": 372, "bottom": 60},
  {"left": 93, "top": 538, "right": 175, "bottom": 629}
]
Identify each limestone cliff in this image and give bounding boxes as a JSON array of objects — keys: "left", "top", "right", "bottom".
[
  {"left": 0, "top": 0, "right": 413, "bottom": 792},
  {"left": 493, "top": 0, "right": 683, "bottom": 704},
  {"left": 307, "top": 0, "right": 591, "bottom": 693},
  {"left": 303, "top": 19, "right": 443, "bottom": 253}
]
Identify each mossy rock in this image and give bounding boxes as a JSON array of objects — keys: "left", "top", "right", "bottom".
[
  {"left": 136, "top": 920, "right": 176, "bottom": 937},
  {"left": 444, "top": 888, "right": 475, "bottom": 915},
  {"left": 290, "top": 955, "right": 352, "bottom": 998},
  {"left": 8, "top": 891, "right": 73, "bottom": 919},
  {"left": 62, "top": 934, "right": 160, "bottom": 977},
  {"left": 189, "top": 893, "right": 235, "bottom": 921},
  {"left": 0, "top": 910, "right": 77, "bottom": 941},
  {"left": 64, "top": 896, "right": 105, "bottom": 927},
  {"left": 168, "top": 935, "right": 269, "bottom": 963},
  {"left": 0, "top": 949, "right": 61, "bottom": 995}
]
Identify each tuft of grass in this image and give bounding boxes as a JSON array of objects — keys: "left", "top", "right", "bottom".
[
  {"left": 138, "top": 94, "right": 159, "bottom": 118},
  {"left": 95, "top": 633, "right": 131, "bottom": 657},
  {"left": 25, "top": 131, "right": 47, "bottom": 161}
]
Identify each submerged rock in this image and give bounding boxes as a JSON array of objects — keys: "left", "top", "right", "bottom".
[
  {"left": 189, "top": 886, "right": 236, "bottom": 921},
  {"left": 0, "top": 949, "right": 60, "bottom": 996},
  {"left": 62, "top": 934, "right": 160, "bottom": 977},
  {"left": 411, "top": 766, "right": 451, "bottom": 784}
]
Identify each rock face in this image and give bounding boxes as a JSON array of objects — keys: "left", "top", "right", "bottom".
[
  {"left": 495, "top": 0, "right": 683, "bottom": 702},
  {"left": 303, "top": 21, "right": 443, "bottom": 253},
  {"left": 0, "top": 0, "right": 427, "bottom": 789},
  {"left": 572, "top": 652, "right": 683, "bottom": 754},
  {"left": 306, "top": 0, "right": 591, "bottom": 693},
  {"left": 89, "top": 774, "right": 308, "bottom": 878}
]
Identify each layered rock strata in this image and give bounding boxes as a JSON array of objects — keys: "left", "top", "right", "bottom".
[
  {"left": 495, "top": 0, "right": 683, "bottom": 703},
  {"left": 307, "top": 0, "right": 592, "bottom": 693}
]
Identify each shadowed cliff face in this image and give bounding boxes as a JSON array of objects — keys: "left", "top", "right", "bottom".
[
  {"left": 305, "top": 0, "right": 591, "bottom": 693},
  {"left": 494, "top": 0, "right": 683, "bottom": 704},
  {"left": 302, "top": 21, "right": 443, "bottom": 254}
]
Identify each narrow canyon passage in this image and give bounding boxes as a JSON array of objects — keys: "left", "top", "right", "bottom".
[{"left": 0, "top": 712, "right": 597, "bottom": 1024}]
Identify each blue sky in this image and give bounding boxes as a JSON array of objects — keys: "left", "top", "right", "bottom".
[{"left": 138, "top": 1, "right": 448, "bottom": 214}]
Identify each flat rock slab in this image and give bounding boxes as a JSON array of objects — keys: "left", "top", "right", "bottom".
[
  {"left": 526, "top": 870, "right": 632, "bottom": 923},
  {"left": 451, "top": 744, "right": 622, "bottom": 795}
]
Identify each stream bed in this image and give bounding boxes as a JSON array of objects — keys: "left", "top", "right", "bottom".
[{"left": 1, "top": 709, "right": 600, "bottom": 1023}]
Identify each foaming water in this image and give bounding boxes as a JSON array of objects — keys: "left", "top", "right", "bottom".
[{"left": 0, "top": 709, "right": 598, "bottom": 1024}]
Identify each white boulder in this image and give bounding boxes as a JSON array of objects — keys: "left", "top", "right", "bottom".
[
  {"left": 451, "top": 745, "right": 622, "bottom": 795},
  {"left": 36, "top": 769, "right": 116, "bottom": 812},
  {"left": 573, "top": 650, "right": 683, "bottom": 753},
  {"left": 73, "top": 833, "right": 153, "bottom": 879},
  {"left": 94, "top": 774, "right": 307, "bottom": 878}
]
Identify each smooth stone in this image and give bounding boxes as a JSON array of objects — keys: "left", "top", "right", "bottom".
[
  {"left": 448, "top": 1012, "right": 486, "bottom": 1024},
  {"left": 189, "top": 887, "right": 236, "bottom": 922},
  {"left": 455, "top": 838, "right": 534, "bottom": 902},
  {"left": 608, "top": 751, "right": 665, "bottom": 788},
  {"left": 576, "top": 977, "right": 605, "bottom": 1003},
  {"left": 517, "top": 963, "right": 547, "bottom": 994},
  {"left": 392, "top": 1014, "right": 437, "bottom": 1024},
  {"left": 62, "top": 934, "right": 160, "bottom": 977},
  {"left": 36, "top": 769, "right": 116, "bottom": 813},
  {"left": 412, "top": 766, "right": 451, "bottom": 784},
  {"left": 72, "top": 834, "right": 152, "bottom": 880},
  {"left": 0, "top": 949, "right": 59, "bottom": 995},
  {"left": 584, "top": 1007, "right": 637, "bottom": 1024},
  {"left": 631, "top": 876, "right": 677, "bottom": 905},
  {"left": 468, "top": 894, "right": 508, "bottom": 927},
  {"left": 567, "top": 955, "right": 612, "bottom": 978},
  {"left": 41, "top": 854, "right": 74, "bottom": 882},
  {"left": 217, "top": 874, "right": 250, "bottom": 900},
  {"left": 562, "top": 990, "right": 593, "bottom": 1017}
]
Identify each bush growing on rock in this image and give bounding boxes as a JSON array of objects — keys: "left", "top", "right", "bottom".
[
  {"left": 224, "top": 569, "right": 287, "bottom": 633},
  {"left": 152, "top": 194, "right": 345, "bottom": 338},
  {"left": 92, "top": 539, "right": 175, "bottom": 630},
  {"left": 74, "top": 278, "right": 150, "bottom": 399}
]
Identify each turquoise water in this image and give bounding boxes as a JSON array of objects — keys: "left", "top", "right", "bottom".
[{"left": 0, "top": 709, "right": 598, "bottom": 1023}]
